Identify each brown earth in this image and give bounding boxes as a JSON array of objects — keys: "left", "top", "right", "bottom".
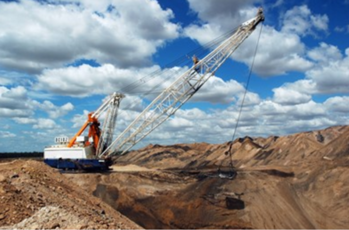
[
  {"left": 0, "top": 160, "right": 141, "bottom": 229},
  {"left": 104, "top": 125, "right": 349, "bottom": 228},
  {"left": 1, "top": 125, "right": 349, "bottom": 229}
]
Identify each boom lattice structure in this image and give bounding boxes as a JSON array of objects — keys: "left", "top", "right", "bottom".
[
  {"left": 100, "top": 8, "right": 265, "bottom": 158},
  {"left": 96, "top": 93, "right": 125, "bottom": 156}
]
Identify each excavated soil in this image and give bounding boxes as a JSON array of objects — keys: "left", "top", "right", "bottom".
[
  {"left": 1, "top": 125, "right": 349, "bottom": 229},
  {"left": 64, "top": 161, "right": 349, "bottom": 229},
  {"left": 0, "top": 160, "right": 141, "bottom": 229}
]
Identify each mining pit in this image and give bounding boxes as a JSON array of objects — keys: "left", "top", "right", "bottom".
[
  {"left": 1, "top": 157, "right": 349, "bottom": 229},
  {"left": 1, "top": 125, "right": 349, "bottom": 229},
  {"left": 64, "top": 167, "right": 251, "bottom": 229},
  {"left": 62, "top": 163, "right": 338, "bottom": 229}
]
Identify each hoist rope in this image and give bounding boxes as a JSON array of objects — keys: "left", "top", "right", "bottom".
[{"left": 222, "top": 22, "right": 264, "bottom": 171}]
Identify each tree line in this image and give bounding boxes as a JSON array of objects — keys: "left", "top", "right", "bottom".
[{"left": 0, "top": 152, "right": 43, "bottom": 158}]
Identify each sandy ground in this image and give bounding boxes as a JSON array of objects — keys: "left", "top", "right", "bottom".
[{"left": 110, "top": 164, "right": 154, "bottom": 172}]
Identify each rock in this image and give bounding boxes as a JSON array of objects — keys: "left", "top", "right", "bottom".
[
  {"left": 78, "top": 224, "right": 88, "bottom": 229},
  {"left": 11, "top": 173, "right": 19, "bottom": 179},
  {"left": 316, "top": 133, "right": 325, "bottom": 143},
  {"left": 47, "top": 222, "right": 60, "bottom": 229},
  {"left": 0, "top": 214, "right": 6, "bottom": 220},
  {"left": 0, "top": 175, "right": 6, "bottom": 182},
  {"left": 30, "top": 223, "right": 40, "bottom": 229}
]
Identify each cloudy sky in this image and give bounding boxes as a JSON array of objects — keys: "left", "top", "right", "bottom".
[{"left": 1, "top": 0, "right": 348, "bottom": 152}]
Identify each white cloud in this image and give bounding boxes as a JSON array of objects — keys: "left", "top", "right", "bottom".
[
  {"left": 255, "top": 100, "right": 326, "bottom": 121},
  {"left": 0, "top": 86, "right": 34, "bottom": 117},
  {"left": 0, "top": 85, "right": 27, "bottom": 100},
  {"left": 36, "top": 63, "right": 249, "bottom": 106},
  {"left": 13, "top": 118, "right": 37, "bottom": 124},
  {"left": 35, "top": 64, "right": 171, "bottom": 97},
  {"left": 187, "top": 0, "right": 259, "bottom": 33},
  {"left": 0, "top": 131, "right": 16, "bottom": 138},
  {"left": 33, "top": 118, "right": 60, "bottom": 129},
  {"left": 166, "top": 117, "right": 194, "bottom": 131},
  {"left": 192, "top": 77, "right": 245, "bottom": 104},
  {"left": 272, "top": 0, "right": 284, "bottom": 8},
  {"left": 0, "top": 108, "right": 31, "bottom": 118},
  {"left": 176, "top": 108, "right": 210, "bottom": 120},
  {"left": 334, "top": 26, "right": 345, "bottom": 33},
  {"left": 282, "top": 5, "right": 312, "bottom": 35},
  {"left": 306, "top": 47, "right": 349, "bottom": 94},
  {"left": 307, "top": 42, "right": 342, "bottom": 63},
  {"left": 184, "top": 0, "right": 258, "bottom": 45},
  {"left": 310, "top": 14, "right": 329, "bottom": 31},
  {"left": 120, "top": 95, "right": 144, "bottom": 113},
  {"left": 0, "top": 77, "right": 13, "bottom": 85},
  {"left": 184, "top": 23, "right": 222, "bottom": 46},
  {"left": 284, "top": 79, "right": 317, "bottom": 95},
  {"left": 236, "top": 91, "right": 261, "bottom": 106},
  {"left": 0, "top": 85, "right": 75, "bottom": 120},
  {"left": 234, "top": 25, "right": 313, "bottom": 76},
  {"left": 272, "top": 87, "right": 311, "bottom": 105},
  {"left": 0, "top": 0, "right": 180, "bottom": 73},
  {"left": 282, "top": 5, "right": 329, "bottom": 36},
  {"left": 290, "top": 101, "right": 326, "bottom": 119},
  {"left": 71, "top": 110, "right": 90, "bottom": 129},
  {"left": 184, "top": 4, "right": 317, "bottom": 77},
  {"left": 324, "top": 96, "right": 349, "bottom": 113},
  {"left": 134, "top": 96, "right": 340, "bottom": 147},
  {"left": 38, "top": 101, "right": 74, "bottom": 119}
]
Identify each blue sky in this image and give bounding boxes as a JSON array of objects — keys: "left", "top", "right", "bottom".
[{"left": 0, "top": 0, "right": 349, "bottom": 152}]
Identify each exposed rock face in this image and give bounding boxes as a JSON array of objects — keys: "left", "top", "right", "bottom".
[{"left": 116, "top": 125, "right": 349, "bottom": 170}]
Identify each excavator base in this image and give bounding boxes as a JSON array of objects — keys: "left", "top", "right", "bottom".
[{"left": 44, "top": 158, "right": 112, "bottom": 171}]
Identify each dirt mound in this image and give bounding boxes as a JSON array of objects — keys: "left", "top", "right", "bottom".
[
  {"left": 117, "top": 125, "right": 348, "bottom": 171},
  {"left": 1, "top": 206, "right": 89, "bottom": 229},
  {"left": 0, "top": 160, "right": 141, "bottom": 229}
]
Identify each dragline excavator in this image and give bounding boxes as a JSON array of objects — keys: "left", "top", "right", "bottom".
[
  {"left": 44, "top": 8, "right": 264, "bottom": 170},
  {"left": 44, "top": 93, "right": 124, "bottom": 170}
]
